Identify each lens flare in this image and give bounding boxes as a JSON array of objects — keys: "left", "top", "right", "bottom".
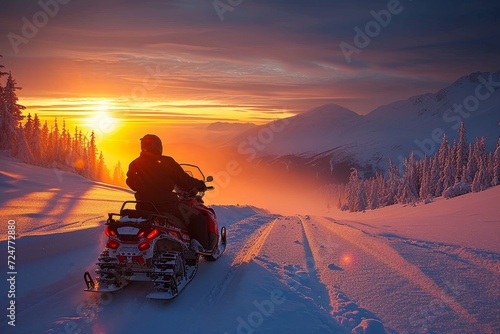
[{"left": 340, "top": 253, "right": 354, "bottom": 266}]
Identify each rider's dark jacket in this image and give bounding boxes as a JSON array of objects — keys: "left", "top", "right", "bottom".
[{"left": 126, "top": 151, "right": 205, "bottom": 209}]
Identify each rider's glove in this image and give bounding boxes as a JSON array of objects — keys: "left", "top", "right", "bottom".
[
  {"left": 189, "top": 187, "right": 199, "bottom": 197},
  {"left": 198, "top": 181, "right": 207, "bottom": 191}
]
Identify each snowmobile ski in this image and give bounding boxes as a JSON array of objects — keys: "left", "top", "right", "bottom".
[
  {"left": 84, "top": 270, "right": 131, "bottom": 293},
  {"left": 201, "top": 226, "right": 227, "bottom": 261}
]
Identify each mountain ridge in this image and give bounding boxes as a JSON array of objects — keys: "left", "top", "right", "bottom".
[{"left": 223, "top": 71, "right": 500, "bottom": 181}]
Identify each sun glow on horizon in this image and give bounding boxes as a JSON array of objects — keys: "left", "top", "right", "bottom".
[
  {"left": 20, "top": 96, "right": 295, "bottom": 125},
  {"left": 17, "top": 96, "right": 295, "bottom": 168},
  {"left": 82, "top": 100, "right": 120, "bottom": 136}
]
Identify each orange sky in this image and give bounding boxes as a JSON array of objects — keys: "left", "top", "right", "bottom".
[
  {"left": 2, "top": 0, "right": 499, "bottom": 168},
  {"left": 17, "top": 96, "right": 295, "bottom": 167}
]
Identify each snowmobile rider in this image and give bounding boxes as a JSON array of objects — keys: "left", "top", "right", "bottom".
[{"left": 126, "top": 134, "right": 209, "bottom": 250}]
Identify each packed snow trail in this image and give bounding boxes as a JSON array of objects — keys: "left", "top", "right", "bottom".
[
  {"left": 1, "top": 209, "right": 498, "bottom": 333},
  {"left": 298, "top": 216, "right": 498, "bottom": 333},
  {"left": 205, "top": 217, "right": 278, "bottom": 306}
]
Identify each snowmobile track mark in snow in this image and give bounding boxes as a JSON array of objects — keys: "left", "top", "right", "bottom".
[
  {"left": 295, "top": 216, "right": 334, "bottom": 313},
  {"left": 232, "top": 218, "right": 277, "bottom": 265},
  {"left": 312, "top": 216, "right": 491, "bottom": 333},
  {"left": 206, "top": 219, "right": 278, "bottom": 306}
]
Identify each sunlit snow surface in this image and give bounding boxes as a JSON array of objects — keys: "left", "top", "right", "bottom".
[
  {"left": 0, "top": 157, "right": 498, "bottom": 334},
  {"left": 0, "top": 156, "right": 133, "bottom": 239}
]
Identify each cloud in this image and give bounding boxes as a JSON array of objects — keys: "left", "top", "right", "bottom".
[{"left": 1, "top": 0, "right": 499, "bottom": 116}]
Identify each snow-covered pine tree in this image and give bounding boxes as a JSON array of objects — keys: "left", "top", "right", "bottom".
[
  {"left": 436, "top": 132, "right": 449, "bottom": 195},
  {"left": 442, "top": 150, "right": 456, "bottom": 192},
  {"left": 112, "top": 161, "right": 126, "bottom": 186},
  {"left": 438, "top": 132, "right": 449, "bottom": 168},
  {"left": 71, "top": 127, "right": 82, "bottom": 168},
  {"left": 0, "top": 72, "right": 25, "bottom": 151},
  {"left": 14, "top": 124, "right": 34, "bottom": 163},
  {"left": 429, "top": 154, "right": 442, "bottom": 196},
  {"left": 375, "top": 171, "right": 386, "bottom": 202},
  {"left": 455, "top": 122, "right": 468, "bottom": 183},
  {"left": 30, "top": 114, "right": 42, "bottom": 161},
  {"left": 471, "top": 137, "right": 489, "bottom": 192},
  {"left": 24, "top": 113, "right": 33, "bottom": 140},
  {"left": 493, "top": 137, "right": 500, "bottom": 186},
  {"left": 80, "top": 143, "right": 88, "bottom": 175},
  {"left": 463, "top": 143, "right": 477, "bottom": 184},
  {"left": 474, "top": 137, "right": 487, "bottom": 169},
  {"left": 472, "top": 157, "right": 489, "bottom": 192},
  {"left": 486, "top": 152, "right": 494, "bottom": 187},
  {"left": 368, "top": 178, "right": 379, "bottom": 210},
  {"left": 381, "top": 159, "right": 400, "bottom": 206},
  {"left": 365, "top": 177, "right": 378, "bottom": 210},
  {"left": 419, "top": 155, "right": 431, "bottom": 200},
  {"left": 87, "top": 131, "right": 97, "bottom": 178},
  {"left": 72, "top": 127, "right": 79, "bottom": 155},
  {"left": 0, "top": 56, "right": 7, "bottom": 134},
  {"left": 40, "top": 121, "right": 49, "bottom": 163},
  {"left": 46, "top": 118, "right": 60, "bottom": 163},
  {"left": 449, "top": 139, "right": 458, "bottom": 184},
  {"left": 355, "top": 179, "right": 367, "bottom": 212},
  {"left": 398, "top": 153, "right": 419, "bottom": 204},
  {"left": 96, "top": 151, "right": 105, "bottom": 181},
  {"left": 60, "top": 119, "right": 70, "bottom": 165},
  {"left": 346, "top": 168, "right": 358, "bottom": 211}
]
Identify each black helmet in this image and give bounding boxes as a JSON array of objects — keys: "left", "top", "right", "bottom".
[{"left": 140, "top": 134, "right": 163, "bottom": 155}]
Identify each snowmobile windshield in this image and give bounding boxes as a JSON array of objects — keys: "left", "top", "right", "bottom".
[{"left": 180, "top": 164, "right": 207, "bottom": 181}]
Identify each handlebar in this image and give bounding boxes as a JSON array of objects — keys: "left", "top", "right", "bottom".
[{"left": 177, "top": 163, "right": 214, "bottom": 194}]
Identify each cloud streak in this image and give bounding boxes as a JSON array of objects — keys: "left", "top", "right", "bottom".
[{"left": 1, "top": 0, "right": 499, "bottom": 118}]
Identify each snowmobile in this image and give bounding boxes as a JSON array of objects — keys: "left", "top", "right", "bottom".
[{"left": 83, "top": 164, "right": 226, "bottom": 299}]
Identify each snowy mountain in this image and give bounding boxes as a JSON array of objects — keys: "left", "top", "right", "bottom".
[
  {"left": 1, "top": 155, "right": 499, "bottom": 334},
  {"left": 227, "top": 71, "right": 500, "bottom": 181}
]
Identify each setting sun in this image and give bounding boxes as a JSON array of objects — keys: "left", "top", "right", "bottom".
[
  {"left": 87, "top": 111, "right": 119, "bottom": 134},
  {"left": 83, "top": 101, "right": 120, "bottom": 136}
]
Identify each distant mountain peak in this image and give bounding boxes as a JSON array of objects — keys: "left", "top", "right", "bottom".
[
  {"left": 454, "top": 71, "right": 498, "bottom": 85},
  {"left": 367, "top": 70, "right": 500, "bottom": 121},
  {"left": 442, "top": 71, "right": 500, "bottom": 95},
  {"left": 206, "top": 121, "right": 256, "bottom": 132},
  {"left": 291, "top": 103, "right": 360, "bottom": 122}
]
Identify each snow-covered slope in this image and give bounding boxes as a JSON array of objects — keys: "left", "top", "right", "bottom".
[
  {"left": 227, "top": 71, "right": 500, "bottom": 173},
  {"left": 0, "top": 155, "right": 134, "bottom": 239},
  {"left": 1, "top": 158, "right": 498, "bottom": 333}
]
